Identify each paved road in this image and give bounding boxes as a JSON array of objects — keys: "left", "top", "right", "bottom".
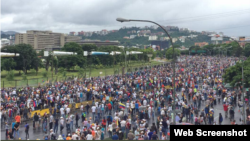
[
  {"left": 1, "top": 108, "right": 113, "bottom": 140},
  {"left": 1, "top": 96, "right": 242, "bottom": 140},
  {"left": 175, "top": 90, "right": 242, "bottom": 125}
]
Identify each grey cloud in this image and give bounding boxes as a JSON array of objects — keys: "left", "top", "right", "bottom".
[{"left": 1, "top": 0, "right": 250, "bottom": 36}]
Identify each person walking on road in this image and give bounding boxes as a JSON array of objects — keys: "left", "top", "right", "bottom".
[
  {"left": 13, "top": 122, "right": 20, "bottom": 139},
  {"left": 223, "top": 103, "right": 228, "bottom": 118},
  {"left": 218, "top": 113, "right": 223, "bottom": 125},
  {"left": 60, "top": 117, "right": 64, "bottom": 134},
  {"left": 49, "top": 114, "right": 54, "bottom": 130},
  {"left": 54, "top": 116, "right": 59, "bottom": 134},
  {"left": 229, "top": 107, "right": 235, "bottom": 121},
  {"left": 24, "top": 122, "right": 29, "bottom": 139},
  {"left": 33, "top": 112, "right": 39, "bottom": 130}
]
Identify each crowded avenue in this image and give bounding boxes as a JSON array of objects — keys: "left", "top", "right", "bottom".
[{"left": 1, "top": 55, "right": 249, "bottom": 140}]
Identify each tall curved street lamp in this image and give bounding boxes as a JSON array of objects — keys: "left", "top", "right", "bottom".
[
  {"left": 116, "top": 18, "right": 177, "bottom": 124},
  {"left": 225, "top": 37, "right": 246, "bottom": 124}
]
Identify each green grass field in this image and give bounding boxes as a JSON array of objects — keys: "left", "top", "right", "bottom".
[{"left": 1, "top": 61, "right": 166, "bottom": 88}]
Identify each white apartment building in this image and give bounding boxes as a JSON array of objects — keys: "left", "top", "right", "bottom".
[
  {"left": 84, "top": 32, "right": 93, "bottom": 37},
  {"left": 179, "top": 36, "right": 186, "bottom": 43},
  {"left": 100, "top": 30, "right": 108, "bottom": 35},
  {"left": 149, "top": 35, "right": 158, "bottom": 40},
  {"left": 188, "top": 34, "right": 198, "bottom": 38},
  {"left": 172, "top": 38, "right": 178, "bottom": 43},
  {"left": 179, "top": 28, "right": 189, "bottom": 32},
  {"left": 130, "top": 35, "right": 137, "bottom": 39}
]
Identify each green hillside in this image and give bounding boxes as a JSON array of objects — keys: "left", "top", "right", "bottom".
[{"left": 81, "top": 27, "right": 218, "bottom": 47}]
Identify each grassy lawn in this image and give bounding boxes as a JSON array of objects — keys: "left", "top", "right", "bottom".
[{"left": 1, "top": 60, "right": 166, "bottom": 88}]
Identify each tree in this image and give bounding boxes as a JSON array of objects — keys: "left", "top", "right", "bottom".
[
  {"left": 165, "top": 47, "right": 181, "bottom": 60},
  {"left": 1, "top": 44, "right": 40, "bottom": 74},
  {"left": 30, "top": 57, "right": 43, "bottom": 75},
  {"left": 223, "top": 57, "right": 250, "bottom": 88},
  {"left": 0, "top": 58, "right": 4, "bottom": 72},
  {"left": 37, "top": 49, "right": 45, "bottom": 56},
  {"left": 82, "top": 44, "right": 98, "bottom": 52},
  {"left": 1, "top": 58, "right": 16, "bottom": 72},
  {"left": 244, "top": 43, "right": 250, "bottom": 57},
  {"left": 58, "top": 42, "right": 86, "bottom": 70}
]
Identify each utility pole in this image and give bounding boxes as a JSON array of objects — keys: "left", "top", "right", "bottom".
[{"left": 116, "top": 18, "right": 176, "bottom": 124}]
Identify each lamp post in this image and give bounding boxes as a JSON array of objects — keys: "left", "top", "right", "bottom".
[
  {"left": 110, "top": 51, "right": 121, "bottom": 75},
  {"left": 117, "top": 18, "right": 177, "bottom": 124},
  {"left": 226, "top": 38, "right": 245, "bottom": 124},
  {"left": 223, "top": 46, "right": 232, "bottom": 58}
]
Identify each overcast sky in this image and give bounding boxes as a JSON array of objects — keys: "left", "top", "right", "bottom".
[{"left": 1, "top": 0, "right": 250, "bottom": 36}]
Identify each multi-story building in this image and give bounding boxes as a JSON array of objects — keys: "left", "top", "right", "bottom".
[
  {"left": 149, "top": 35, "right": 158, "bottom": 41},
  {"left": 77, "top": 40, "right": 119, "bottom": 47},
  {"left": 195, "top": 42, "right": 209, "bottom": 47},
  {"left": 150, "top": 25, "right": 158, "bottom": 29},
  {"left": 139, "top": 30, "right": 151, "bottom": 34},
  {"left": 15, "top": 30, "right": 81, "bottom": 50},
  {"left": 151, "top": 40, "right": 170, "bottom": 49},
  {"left": 188, "top": 34, "right": 198, "bottom": 38},
  {"left": 179, "top": 28, "right": 189, "bottom": 32},
  {"left": 172, "top": 38, "right": 178, "bottom": 43},
  {"left": 157, "top": 32, "right": 165, "bottom": 36},
  {"left": 83, "top": 32, "right": 93, "bottom": 37},
  {"left": 1, "top": 38, "right": 10, "bottom": 47},
  {"left": 100, "top": 30, "right": 108, "bottom": 35},
  {"left": 111, "top": 30, "right": 118, "bottom": 33},
  {"left": 166, "top": 26, "right": 179, "bottom": 31},
  {"left": 179, "top": 36, "right": 186, "bottom": 43},
  {"left": 69, "top": 32, "right": 76, "bottom": 36},
  {"left": 222, "top": 41, "right": 232, "bottom": 44},
  {"left": 130, "top": 35, "right": 137, "bottom": 39},
  {"left": 78, "top": 31, "right": 84, "bottom": 36},
  {"left": 123, "top": 36, "right": 130, "bottom": 39},
  {"left": 160, "top": 37, "right": 169, "bottom": 41}
]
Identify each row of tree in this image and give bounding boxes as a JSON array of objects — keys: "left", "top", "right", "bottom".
[
  {"left": 223, "top": 57, "right": 250, "bottom": 88},
  {"left": 163, "top": 42, "right": 250, "bottom": 58},
  {"left": 189, "top": 42, "right": 250, "bottom": 57},
  {"left": 1, "top": 43, "right": 156, "bottom": 75}
]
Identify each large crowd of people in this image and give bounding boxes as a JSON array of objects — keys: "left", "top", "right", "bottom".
[{"left": 1, "top": 55, "right": 250, "bottom": 140}]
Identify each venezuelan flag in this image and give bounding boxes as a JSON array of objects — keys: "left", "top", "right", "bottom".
[{"left": 119, "top": 102, "right": 125, "bottom": 109}]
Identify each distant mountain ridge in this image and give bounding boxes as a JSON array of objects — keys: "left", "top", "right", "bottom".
[{"left": 1, "top": 31, "right": 18, "bottom": 35}]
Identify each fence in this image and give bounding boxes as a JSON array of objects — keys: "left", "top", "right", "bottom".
[
  {"left": 1, "top": 75, "right": 82, "bottom": 89},
  {"left": 1, "top": 63, "right": 172, "bottom": 89}
]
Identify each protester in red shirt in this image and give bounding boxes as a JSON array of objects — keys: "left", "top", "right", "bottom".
[
  {"left": 223, "top": 104, "right": 228, "bottom": 118},
  {"left": 107, "top": 103, "right": 112, "bottom": 110}
]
